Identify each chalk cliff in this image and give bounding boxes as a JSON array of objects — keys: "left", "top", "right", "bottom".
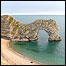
[{"left": 1, "top": 15, "right": 61, "bottom": 41}]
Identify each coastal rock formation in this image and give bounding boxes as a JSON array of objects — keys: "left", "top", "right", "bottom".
[{"left": 1, "top": 15, "right": 61, "bottom": 41}]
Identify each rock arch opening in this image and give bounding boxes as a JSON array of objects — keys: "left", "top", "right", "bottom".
[{"left": 38, "top": 30, "right": 49, "bottom": 41}]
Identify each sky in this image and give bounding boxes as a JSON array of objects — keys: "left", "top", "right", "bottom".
[{"left": 1, "top": 1, "right": 65, "bottom": 15}]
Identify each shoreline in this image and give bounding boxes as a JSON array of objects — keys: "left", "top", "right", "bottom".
[{"left": 1, "top": 38, "right": 42, "bottom": 65}]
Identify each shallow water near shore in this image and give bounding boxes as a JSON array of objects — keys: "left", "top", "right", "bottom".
[{"left": 9, "top": 15, "right": 65, "bottom": 65}]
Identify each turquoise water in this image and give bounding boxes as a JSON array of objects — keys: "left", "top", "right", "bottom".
[{"left": 10, "top": 15, "right": 65, "bottom": 65}]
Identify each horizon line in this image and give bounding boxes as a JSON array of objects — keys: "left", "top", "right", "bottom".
[{"left": 1, "top": 12, "right": 65, "bottom": 15}]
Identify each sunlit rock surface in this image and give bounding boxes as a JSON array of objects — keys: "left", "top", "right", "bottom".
[{"left": 1, "top": 15, "right": 61, "bottom": 41}]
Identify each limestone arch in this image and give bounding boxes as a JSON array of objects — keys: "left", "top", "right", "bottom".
[
  {"left": 32, "top": 19, "right": 62, "bottom": 41},
  {"left": 1, "top": 15, "right": 62, "bottom": 41}
]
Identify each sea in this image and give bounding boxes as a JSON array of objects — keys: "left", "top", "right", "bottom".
[{"left": 9, "top": 15, "right": 65, "bottom": 65}]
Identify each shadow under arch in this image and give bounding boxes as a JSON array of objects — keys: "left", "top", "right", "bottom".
[{"left": 45, "top": 41, "right": 60, "bottom": 54}]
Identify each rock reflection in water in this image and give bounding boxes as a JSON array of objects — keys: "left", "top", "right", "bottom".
[{"left": 26, "top": 41, "right": 60, "bottom": 53}]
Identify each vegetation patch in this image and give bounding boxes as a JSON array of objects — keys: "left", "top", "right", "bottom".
[{"left": 9, "top": 17, "right": 13, "bottom": 24}]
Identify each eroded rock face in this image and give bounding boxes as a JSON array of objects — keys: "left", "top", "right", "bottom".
[{"left": 1, "top": 15, "right": 62, "bottom": 41}]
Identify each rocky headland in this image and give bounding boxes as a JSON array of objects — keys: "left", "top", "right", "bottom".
[{"left": 1, "top": 15, "right": 61, "bottom": 41}]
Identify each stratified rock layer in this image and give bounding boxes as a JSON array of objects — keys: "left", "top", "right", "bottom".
[{"left": 1, "top": 15, "right": 61, "bottom": 41}]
